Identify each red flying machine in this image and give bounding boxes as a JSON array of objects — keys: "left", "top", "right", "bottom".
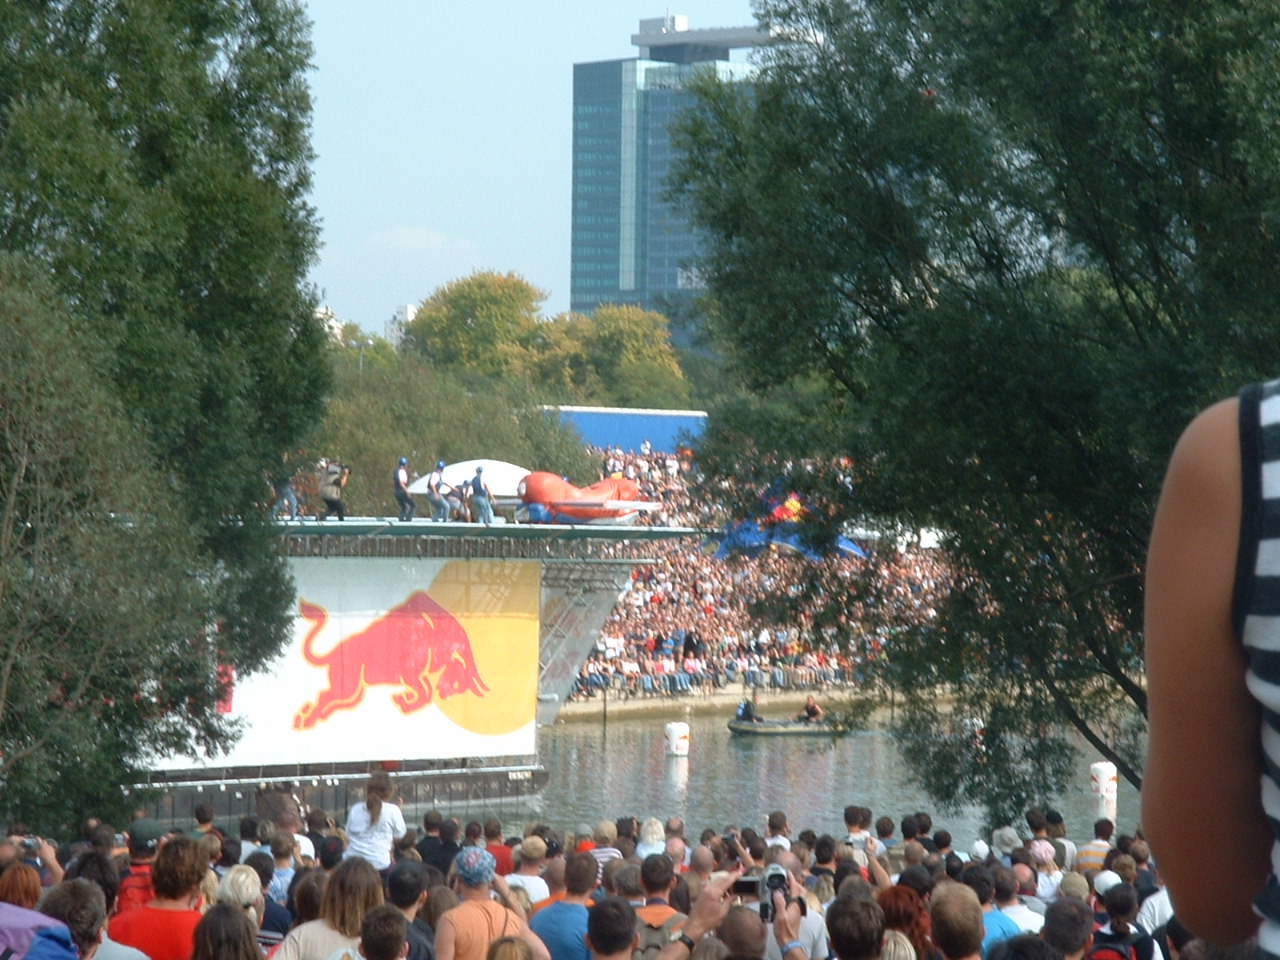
[{"left": 516, "top": 472, "right": 661, "bottom": 525}]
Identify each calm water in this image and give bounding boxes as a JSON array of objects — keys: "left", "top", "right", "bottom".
[{"left": 513, "top": 714, "right": 1141, "bottom": 850}]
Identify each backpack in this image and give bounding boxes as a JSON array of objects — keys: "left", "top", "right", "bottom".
[
  {"left": 633, "top": 913, "right": 686, "bottom": 960},
  {"left": 1087, "top": 938, "right": 1138, "bottom": 960}
]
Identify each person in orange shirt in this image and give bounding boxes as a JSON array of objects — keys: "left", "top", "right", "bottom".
[{"left": 109, "top": 836, "right": 207, "bottom": 960}]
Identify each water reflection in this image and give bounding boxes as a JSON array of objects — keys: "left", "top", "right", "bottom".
[{"left": 525, "top": 714, "right": 1141, "bottom": 845}]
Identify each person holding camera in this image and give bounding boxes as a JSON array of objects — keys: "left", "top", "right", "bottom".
[
  {"left": 319, "top": 460, "right": 350, "bottom": 521},
  {"left": 761, "top": 855, "right": 826, "bottom": 960},
  {"left": 651, "top": 865, "right": 811, "bottom": 960}
]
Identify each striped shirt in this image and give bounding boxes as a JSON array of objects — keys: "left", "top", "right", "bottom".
[{"left": 1235, "top": 380, "right": 1280, "bottom": 956}]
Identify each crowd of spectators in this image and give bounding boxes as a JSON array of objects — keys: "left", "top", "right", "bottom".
[
  {"left": 0, "top": 793, "right": 1221, "bottom": 960},
  {"left": 571, "top": 447, "right": 951, "bottom": 701}
]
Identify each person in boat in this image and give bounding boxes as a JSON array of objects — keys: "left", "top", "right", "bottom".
[
  {"left": 795, "top": 695, "right": 824, "bottom": 724},
  {"left": 735, "top": 699, "right": 763, "bottom": 723}
]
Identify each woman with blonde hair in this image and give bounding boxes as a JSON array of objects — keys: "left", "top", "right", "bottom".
[
  {"left": 507, "top": 886, "right": 533, "bottom": 919},
  {"left": 881, "top": 930, "right": 918, "bottom": 960},
  {"left": 1028, "top": 839, "right": 1063, "bottom": 901},
  {"left": 216, "top": 864, "right": 265, "bottom": 929},
  {"left": 488, "top": 936, "right": 534, "bottom": 960},
  {"left": 276, "top": 856, "right": 383, "bottom": 960},
  {"left": 634, "top": 818, "right": 665, "bottom": 859}
]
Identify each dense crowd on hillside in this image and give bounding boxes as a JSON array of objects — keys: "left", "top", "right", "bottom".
[
  {"left": 0, "top": 777, "right": 1210, "bottom": 960},
  {"left": 571, "top": 446, "right": 950, "bottom": 701}
]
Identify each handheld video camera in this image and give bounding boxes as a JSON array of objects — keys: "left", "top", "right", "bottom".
[{"left": 758, "top": 863, "right": 805, "bottom": 922}]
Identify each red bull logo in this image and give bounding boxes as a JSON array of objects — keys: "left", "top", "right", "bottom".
[{"left": 294, "top": 591, "right": 489, "bottom": 730}]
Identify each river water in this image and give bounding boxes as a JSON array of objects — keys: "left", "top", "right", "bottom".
[{"left": 518, "top": 714, "right": 1141, "bottom": 850}]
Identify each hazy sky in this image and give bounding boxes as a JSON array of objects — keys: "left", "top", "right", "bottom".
[{"left": 304, "top": 1, "right": 756, "bottom": 337}]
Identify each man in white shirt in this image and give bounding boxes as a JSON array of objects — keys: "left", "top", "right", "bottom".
[
  {"left": 763, "top": 854, "right": 827, "bottom": 960},
  {"left": 507, "top": 836, "right": 550, "bottom": 903},
  {"left": 765, "top": 812, "right": 791, "bottom": 851},
  {"left": 993, "top": 867, "right": 1043, "bottom": 933}
]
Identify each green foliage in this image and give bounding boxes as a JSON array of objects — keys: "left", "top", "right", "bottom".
[
  {"left": 0, "top": 1, "right": 325, "bottom": 826},
  {"left": 533, "top": 305, "right": 692, "bottom": 408},
  {"left": 403, "top": 271, "right": 544, "bottom": 375},
  {"left": 0, "top": 257, "right": 230, "bottom": 832},
  {"left": 404, "top": 271, "right": 692, "bottom": 408},
  {"left": 310, "top": 350, "right": 597, "bottom": 516},
  {"left": 674, "top": 0, "right": 1280, "bottom": 821}
]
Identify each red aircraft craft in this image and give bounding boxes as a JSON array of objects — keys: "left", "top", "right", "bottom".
[{"left": 516, "top": 472, "right": 661, "bottom": 525}]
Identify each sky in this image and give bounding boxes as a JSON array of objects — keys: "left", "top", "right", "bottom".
[{"left": 304, "top": 1, "right": 756, "bottom": 337}]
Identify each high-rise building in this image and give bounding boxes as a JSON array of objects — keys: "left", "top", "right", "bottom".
[{"left": 570, "top": 16, "right": 767, "bottom": 316}]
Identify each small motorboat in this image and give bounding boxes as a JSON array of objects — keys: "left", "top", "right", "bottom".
[{"left": 727, "top": 718, "right": 848, "bottom": 736}]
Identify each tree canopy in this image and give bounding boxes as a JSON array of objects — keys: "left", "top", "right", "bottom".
[
  {"left": 310, "top": 347, "right": 598, "bottom": 517},
  {"left": 0, "top": 258, "right": 230, "bottom": 830},
  {"left": 0, "top": 0, "right": 326, "bottom": 829},
  {"left": 673, "top": 0, "right": 1280, "bottom": 824},
  {"left": 401, "top": 271, "right": 692, "bottom": 409},
  {"left": 402, "top": 271, "right": 544, "bottom": 375},
  {"left": 532, "top": 304, "right": 692, "bottom": 409}
]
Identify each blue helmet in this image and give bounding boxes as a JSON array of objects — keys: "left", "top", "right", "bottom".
[{"left": 399, "top": 457, "right": 408, "bottom": 466}]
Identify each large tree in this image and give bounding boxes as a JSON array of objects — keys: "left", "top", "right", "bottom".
[
  {"left": 533, "top": 304, "right": 692, "bottom": 408},
  {"left": 674, "top": 0, "right": 1280, "bottom": 824},
  {"left": 403, "top": 271, "right": 693, "bottom": 408},
  {"left": 0, "top": 0, "right": 326, "bottom": 827},
  {"left": 311, "top": 347, "right": 598, "bottom": 517},
  {"left": 402, "top": 271, "right": 545, "bottom": 375},
  {"left": 0, "top": 258, "right": 227, "bottom": 830}
]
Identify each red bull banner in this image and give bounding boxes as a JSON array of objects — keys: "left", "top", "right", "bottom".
[{"left": 169, "top": 559, "right": 540, "bottom": 768}]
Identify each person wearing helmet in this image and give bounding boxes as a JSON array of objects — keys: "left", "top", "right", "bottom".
[
  {"left": 468, "top": 466, "right": 494, "bottom": 524},
  {"left": 394, "top": 456, "right": 415, "bottom": 521},
  {"left": 426, "top": 460, "right": 450, "bottom": 521}
]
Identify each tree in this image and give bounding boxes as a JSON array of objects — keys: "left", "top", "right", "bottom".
[
  {"left": 0, "top": 257, "right": 232, "bottom": 830},
  {"left": 402, "top": 271, "right": 545, "bottom": 375},
  {"left": 533, "top": 305, "right": 692, "bottom": 408},
  {"left": 309, "top": 347, "right": 597, "bottom": 517},
  {"left": 0, "top": 1, "right": 326, "bottom": 826},
  {"left": 673, "top": 0, "right": 1280, "bottom": 824}
]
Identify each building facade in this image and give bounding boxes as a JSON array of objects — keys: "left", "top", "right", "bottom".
[{"left": 569, "top": 16, "right": 764, "bottom": 316}]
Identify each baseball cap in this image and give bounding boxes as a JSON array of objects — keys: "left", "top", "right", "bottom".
[
  {"left": 128, "top": 818, "right": 166, "bottom": 854},
  {"left": 1059, "top": 872, "right": 1090, "bottom": 899},
  {"left": 455, "top": 847, "right": 496, "bottom": 886},
  {"left": 1094, "top": 869, "right": 1122, "bottom": 897},
  {"left": 970, "top": 839, "right": 990, "bottom": 861}
]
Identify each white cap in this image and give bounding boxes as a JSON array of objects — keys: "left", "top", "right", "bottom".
[{"left": 1094, "top": 870, "right": 1122, "bottom": 897}]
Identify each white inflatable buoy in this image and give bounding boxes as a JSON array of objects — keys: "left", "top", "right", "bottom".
[
  {"left": 665, "top": 721, "right": 690, "bottom": 757},
  {"left": 1090, "top": 761, "right": 1118, "bottom": 822}
]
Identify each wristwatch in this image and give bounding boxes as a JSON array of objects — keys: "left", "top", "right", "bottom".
[{"left": 668, "top": 930, "right": 697, "bottom": 951}]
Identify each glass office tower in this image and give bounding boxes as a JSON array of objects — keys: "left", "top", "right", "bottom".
[{"left": 570, "top": 19, "right": 761, "bottom": 316}]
